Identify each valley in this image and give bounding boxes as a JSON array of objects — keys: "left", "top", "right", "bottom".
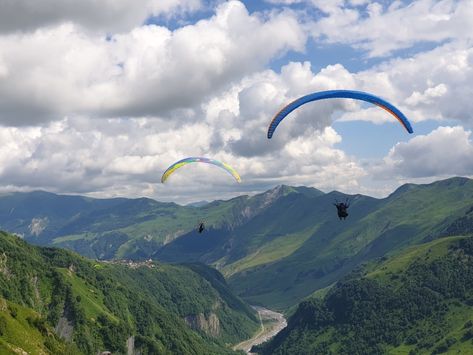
[
  {"left": 233, "top": 306, "right": 287, "bottom": 354},
  {"left": 1, "top": 177, "right": 473, "bottom": 353},
  {"left": 2, "top": 177, "right": 472, "bottom": 310}
]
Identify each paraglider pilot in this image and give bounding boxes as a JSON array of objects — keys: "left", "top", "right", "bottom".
[
  {"left": 334, "top": 199, "right": 350, "bottom": 220},
  {"left": 198, "top": 222, "right": 205, "bottom": 233}
]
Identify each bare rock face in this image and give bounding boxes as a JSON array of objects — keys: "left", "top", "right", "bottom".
[
  {"left": 55, "top": 316, "right": 74, "bottom": 341},
  {"left": 126, "top": 336, "right": 135, "bottom": 355},
  {"left": 68, "top": 263, "right": 76, "bottom": 276},
  {"left": 5, "top": 344, "right": 28, "bottom": 355},
  {"left": 0, "top": 297, "right": 7, "bottom": 312},
  {"left": 240, "top": 185, "right": 288, "bottom": 221},
  {"left": 29, "top": 217, "right": 48, "bottom": 236},
  {"left": 164, "top": 229, "right": 185, "bottom": 245},
  {"left": 0, "top": 252, "right": 11, "bottom": 279},
  {"left": 31, "top": 275, "right": 42, "bottom": 307},
  {"left": 184, "top": 312, "right": 220, "bottom": 337}
]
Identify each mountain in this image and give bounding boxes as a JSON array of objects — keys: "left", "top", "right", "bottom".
[
  {"left": 154, "top": 184, "right": 327, "bottom": 264},
  {"left": 0, "top": 185, "right": 324, "bottom": 262},
  {"left": 187, "top": 201, "right": 210, "bottom": 208},
  {"left": 0, "top": 190, "right": 126, "bottom": 240},
  {"left": 255, "top": 236, "right": 473, "bottom": 355},
  {"left": 1, "top": 178, "right": 472, "bottom": 310},
  {"left": 160, "top": 177, "right": 473, "bottom": 309},
  {"left": 0, "top": 231, "right": 258, "bottom": 354}
]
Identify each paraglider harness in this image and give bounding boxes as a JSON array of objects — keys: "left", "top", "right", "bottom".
[
  {"left": 334, "top": 199, "right": 350, "bottom": 220},
  {"left": 197, "top": 221, "right": 205, "bottom": 234}
]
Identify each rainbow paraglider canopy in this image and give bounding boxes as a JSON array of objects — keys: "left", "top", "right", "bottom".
[{"left": 161, "top": 157, "right": 241, "bottom": 183}]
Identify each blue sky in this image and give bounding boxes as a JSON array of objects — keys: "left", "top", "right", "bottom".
[
  {"left": 0, "top": 0, "right": 472, "bottom": 202},
  {"left": 148, "top": 0, "right": 452, "bottom": 162}
]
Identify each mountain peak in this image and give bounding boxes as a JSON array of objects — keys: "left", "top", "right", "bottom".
[
  {"left": 390, "top": 183, "right": 416, "bottom": 196},
  {"left": 432, "top": 176, "right": 472, "bottom": 187},
  {"left": 259, "top": 185, "right": 293, "bottom": 203},
  {"left": 390, "top": 176, "right": 473, "bottom": 198},
  {"left": 264, "top": 184, "right": 324, "bottom": 198},
  {"left": 270, "top": 184, "right": 294, "bottom": 194},
  {"left": 186, "top": 200, "right": 210, "bottom": 207}
]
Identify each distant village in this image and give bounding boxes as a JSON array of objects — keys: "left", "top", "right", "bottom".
[{"left": 99, "top": 258, "right": 157, "bottom": 269}]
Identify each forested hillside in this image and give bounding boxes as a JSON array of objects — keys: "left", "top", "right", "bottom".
[
  {"left": 256, "top": 236, "right": 473, "bottom": 355},
  {"left": 0, "top": 231, "right": 258, "bottom": 354}
]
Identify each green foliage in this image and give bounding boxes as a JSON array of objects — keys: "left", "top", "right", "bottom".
[
  {"left": 228, "top": 178, "right": 473, "bottom": 309},
  {"left": 259, "top": 236, "right": 473, "bottom": 355},
  {"left": 0, "top": 297, "right": 69, "bottom": 353},
  {"left": 97, "top": 314, "right": 129, "bottom": 353},
  {"left": 9, "top": 306, "right": 17, "bottom": 318},
  {"left": 0, "top": 231, "right": 257, "bottom": 354},
  {"left": 0, "top": 315, "right": 7, "bottom": 336},
  {"left": 134, "top": 334, "right": 165, "bottom": 354},
  {"left": 3, "top": 178, "right": 473, "bottom": 352}
]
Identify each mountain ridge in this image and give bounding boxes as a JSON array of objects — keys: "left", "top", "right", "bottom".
[
  {"left": 1, "top": 177, "right": 472, "bottom": 309},
  {"left": 255, "top": 235, "right": 473, "bottom": 354}
]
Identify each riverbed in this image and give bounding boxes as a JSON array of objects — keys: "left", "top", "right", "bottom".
[{"left": 233, "top": 306, "right": 287, "bottom": 354}]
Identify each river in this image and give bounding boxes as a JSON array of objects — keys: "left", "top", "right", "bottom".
[{"left": 233, "top": 306, "right": 287, "bottom": 354}]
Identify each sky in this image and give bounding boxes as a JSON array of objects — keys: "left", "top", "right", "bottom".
[{"left": 0, "top": 0, "right": 472, "bottom": 204}]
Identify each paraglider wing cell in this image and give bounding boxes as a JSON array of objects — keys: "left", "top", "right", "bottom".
[
  {"left": 161, "top": 157, "right": 241, "bottom": 183},
  {"left": 267, "top": 90, "right": 413, "bottom": 138}
]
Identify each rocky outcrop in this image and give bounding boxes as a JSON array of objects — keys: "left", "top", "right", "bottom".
[
  {"left": 126, "top": 336, "right": 135, "bottom": 355},
  {"left": 0, "top": 252, "right": 11, "bottom": 279},
  {"left": 184, "top": 312, "right": 220, "bottom": 337},
  {"left": 0, "top": 297, "right": 7, "bottom": 312},
  {"left": 240, "top": 185, "right": 290, "bottom": 221},
  {"left": 31, "top": 275, "right": 42, "bottom": 307},
  {"left": 164, "top": 229, "right": 185, "bottom": 245},
  {"left": 29, "top": 217, "right": 48, "bottom": 236},
  {"left": 55, "top": 315, "right": 74, "bottom": 341}
]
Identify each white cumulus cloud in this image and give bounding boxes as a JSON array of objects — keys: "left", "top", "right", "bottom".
[
  {"left": 0, "top": 1, "right": 306, "bottom": 126},
  {"left": 372, "top": 126, "right": 473, "bottom": 179},
  {"left": 0, "top": 0, "right": 472, "bottom": 202},
  {"left": 0, "top": 0, "right": 203, "bottom": 34},
  {"left": 310, "top": 0, "right": 473, "bottom": 57},
  {"left": 3, "top": 1, "right": 471, "bottom": 129}
]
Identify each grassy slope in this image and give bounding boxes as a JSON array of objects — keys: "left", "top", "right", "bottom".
[
  {"left": 0, "top": 231, "right": 258, "bottom": 354},
  {"left": 0, "top": 298, "right": 77, "bottom": 354},
  {"left": 228, "top": 178, "right": 473, "bottom": 309},
  {"left": 257, "top": 236, "right": 473, "bottom": 355},
  {"left": 368, "top": 237, "right": 473, "bottom": 354},
  {"left": 221, "top": 225, "right": 318, "bottom": 277}
]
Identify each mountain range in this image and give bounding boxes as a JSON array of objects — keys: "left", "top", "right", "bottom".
[{"left": 1, "top": 177, "right": 473, "bottom": 310}]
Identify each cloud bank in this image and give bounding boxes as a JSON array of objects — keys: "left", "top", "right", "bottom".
[{"left": 0, "top": 0, "right": 472, "bottom": 202}]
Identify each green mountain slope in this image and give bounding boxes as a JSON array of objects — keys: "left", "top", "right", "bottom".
[
  {"left": 154, "top": 186, "right": 330, "bottom": 265},
  {"left": 1, "top": 178, "right": 472, "bottom": 311},
  {"left": 0, "top": 185, "right": 322, "bottom": 262},
  {"left": 256, "top": 236, "right": 473, "bottom": 355},
  {"left": 0, "top": 231, "right": 258, "bottom": 354},
  {"left": 226, "top": 177, "right": 473, "bottom": 309},
  {"left": 0, "top": 190, "right": 126, "bottom": 241},
  {"left": 0, "top": 297, "right": 77, "bottom": 354}
]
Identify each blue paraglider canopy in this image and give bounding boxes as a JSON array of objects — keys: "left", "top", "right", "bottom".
[{"left": 267, "top": 90, "right": 413, "bottom": 138}]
